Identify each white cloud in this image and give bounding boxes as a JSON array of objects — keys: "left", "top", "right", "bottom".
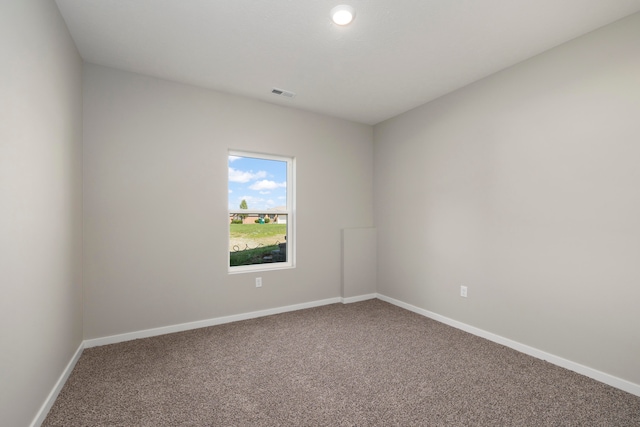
[
  {"left": 249, "top": 180, "right": 286, "bottom": 191},
  {"left": 238, "top": 195, "right": 264, "bottom": 206},
  {"left": 228, "top": 156, "right": 241, "bottom": 163},
  {"left": 228, "top": 189, "right": 232, "bottom": 193},
  {"left": 228, "top": 167, "right": 267, "bottom": 183},
  {"left": 234, "top": 195, "right": 279, "bottom": 210},
  {"left": 259, "top": 191, "right": 271, "bottom": 195}
]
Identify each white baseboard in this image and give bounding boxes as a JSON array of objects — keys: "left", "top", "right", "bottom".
[
  {"left": 376, "top": 293, "right": 640, "bottom": 398},
  {"left": 30, "top": 342, "right": 84, "bottom": 427},
  {"left": 84, "top": 296, "right": 342, "bottom": 348},
  {"left": 341, "top": 293, "right": 377, "bottom": 304}
]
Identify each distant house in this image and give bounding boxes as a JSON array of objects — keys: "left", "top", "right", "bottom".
[
  {"left": 230, "top": 206, "right": 287, "bottom": 224},
  {"left": 272, "top": 206, "right": 287, "bottom": 224}
]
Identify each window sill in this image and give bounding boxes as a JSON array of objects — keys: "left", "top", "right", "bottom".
[{"left": 228, "top": 263, "right": 295, "bottom": 275}]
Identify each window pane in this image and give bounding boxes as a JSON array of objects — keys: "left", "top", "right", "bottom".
[
  {"left": 229, "top": 215, "right": 288, "bottom": 266},
  {"left": 228, "top": 155, "right": 287, "bottom": 211},
  {"left": 228, "top": 153, "right": 291, "bottom": 270}
]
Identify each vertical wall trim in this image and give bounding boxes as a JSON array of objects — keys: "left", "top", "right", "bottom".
[{"left": 342, "top": 227, "right": 377, "bottom": 299}]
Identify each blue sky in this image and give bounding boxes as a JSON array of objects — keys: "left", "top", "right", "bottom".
[{"left": 228, "top": 155, "right": 287, "bottom": 210}]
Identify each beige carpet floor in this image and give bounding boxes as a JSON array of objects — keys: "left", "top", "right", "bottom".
[{"left": 43, "top": 299, "right": 640, "bottom": 426}]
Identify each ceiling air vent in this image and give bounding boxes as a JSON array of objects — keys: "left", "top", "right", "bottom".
[{"left": 271, "top": 88, "right": 296, "bottom": 98}]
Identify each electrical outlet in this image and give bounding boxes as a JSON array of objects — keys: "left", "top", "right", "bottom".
[
  {"left": 256, "top": 277, "right": 262, "bottom": 288},
  {"left": 460, "top": 286, "right": 467, "bottom": 298}
]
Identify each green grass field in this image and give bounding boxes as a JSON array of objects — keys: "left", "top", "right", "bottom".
[
  {"left": 230, "top": 244, "right": 281, "bottom": 266},
  {"left": 229, "top": 223, "right": 286, "bottom": 240},
  {"left": 229, "top": 223, "right": 287, "bottom": 266}
]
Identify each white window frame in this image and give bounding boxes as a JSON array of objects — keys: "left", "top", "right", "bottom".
[{"left": 228, "top": 150, "right": 295, "bottom": 274}]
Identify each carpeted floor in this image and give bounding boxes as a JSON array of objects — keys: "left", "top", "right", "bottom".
[{"left": 43, "top": 299, "right": 640, "bottom": 426}]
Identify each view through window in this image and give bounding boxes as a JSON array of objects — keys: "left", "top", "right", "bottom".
[{"left": 228, "top": 152, "right": 294, "bottom": 271}]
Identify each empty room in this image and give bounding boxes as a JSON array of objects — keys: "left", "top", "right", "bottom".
[{"left": 2, "top": 0, "right": 639, "bottom": 425}]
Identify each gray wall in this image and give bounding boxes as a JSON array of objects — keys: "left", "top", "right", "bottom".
[
  {"left": 342, "top": 228, "right": 377, "bottom": 299},
  {"left": 374, "top": 13, "right": 640, "bottom": 386},
  {"left": 83, "top": 64, "right": 373, "bottom": 339},
  {"left": 0, "top": 1, "right": 83, "bottom": 426}
]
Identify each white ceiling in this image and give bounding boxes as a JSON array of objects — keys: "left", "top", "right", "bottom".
[{"left": 55, "top": 0, "right": 640, "bottom": 125}]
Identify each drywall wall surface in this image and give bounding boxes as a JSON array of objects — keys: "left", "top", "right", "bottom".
[
  {"left": 83, "top": 64, "right": 373, "bottom": 339},
  {"left": 374, "top": 13, "right": 640, "bottom": 386},
  {"left": 0, "top": 1, "right": 83, "bottom": 426},
  {"left": 342, "top": 228, "right": 377, "bottom": 298}
]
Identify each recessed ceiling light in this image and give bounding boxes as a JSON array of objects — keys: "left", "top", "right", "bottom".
[{"left": 331, "top": 5, "right": 355, "bottom": 26}]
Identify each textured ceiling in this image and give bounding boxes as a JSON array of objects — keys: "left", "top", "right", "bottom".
[{"left": 55, "top": 0, "right": 640, "bottom": 125}]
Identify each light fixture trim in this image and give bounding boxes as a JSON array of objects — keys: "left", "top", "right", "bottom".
[{"left": 331, "top": 5, "right": 356, "bottom": 26}]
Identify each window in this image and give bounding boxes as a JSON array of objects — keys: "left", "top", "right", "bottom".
[{"left": 228, "top": 151, "right": 295, "bottom": 272}]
